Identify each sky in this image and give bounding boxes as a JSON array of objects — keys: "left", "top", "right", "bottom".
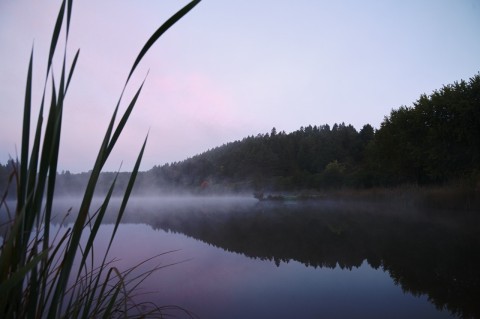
[{"left": 1, "top": 0, "right": 479, "bottom": 173}]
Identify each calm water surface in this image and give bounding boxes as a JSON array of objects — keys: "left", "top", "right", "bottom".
[{"left": 51, "top": 196, "right": 479, "bottom": 318}]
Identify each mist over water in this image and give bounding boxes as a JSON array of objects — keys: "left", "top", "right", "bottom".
[{"left": 48, "top": 195, "right": 258, "bottom": 224}]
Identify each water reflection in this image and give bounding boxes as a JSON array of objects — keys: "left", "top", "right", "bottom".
[{"left": 47, "top": 197, "right": 480, "bottom": 318}]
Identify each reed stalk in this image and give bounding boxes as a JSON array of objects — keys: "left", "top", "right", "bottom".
[{"left": 0, "top": 1, "right": 201, "bottom": 318}]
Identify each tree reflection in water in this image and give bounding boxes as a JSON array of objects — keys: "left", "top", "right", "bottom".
[
  {"left": 118, "top": 198, "right": 479, "bottom": 319},
  {"left": 47, "top": 197, "right": 479, "bottom": 318}
]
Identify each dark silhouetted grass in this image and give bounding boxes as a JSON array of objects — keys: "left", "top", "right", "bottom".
[{"left": 0, "top": 0, "right": 201, "bottom": 317}]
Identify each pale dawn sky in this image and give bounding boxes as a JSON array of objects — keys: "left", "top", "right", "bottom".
[{"left": 1, "top": 0, "right": 479, "bottom": 172}]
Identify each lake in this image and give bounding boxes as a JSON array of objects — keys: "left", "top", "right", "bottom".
[{"left": 9, "top": 196, "right": 480, "bottom": 318}]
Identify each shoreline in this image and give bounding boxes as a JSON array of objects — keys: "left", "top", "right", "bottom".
[{"left": 254, "top": 184, "right": 480, "bottom": 211}]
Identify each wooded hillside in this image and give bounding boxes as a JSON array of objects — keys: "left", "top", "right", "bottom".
[{"left": 144, "top": 73, "right": 479, "bottom": 192}]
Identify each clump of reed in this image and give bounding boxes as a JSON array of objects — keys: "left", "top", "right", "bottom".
[{"left": 0, "top": 0, "right": 200, "bottom": 318}]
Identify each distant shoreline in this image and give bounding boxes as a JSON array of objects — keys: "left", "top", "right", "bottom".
[{"left": 253, "top": 183, "right": 480, "bottom": 212}]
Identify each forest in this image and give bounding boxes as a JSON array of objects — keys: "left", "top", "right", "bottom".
[{"left": 1, "top": 73, "right": 479, "bottom": 197}]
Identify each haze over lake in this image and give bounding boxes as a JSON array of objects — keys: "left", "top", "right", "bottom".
[{"left": 22, "top": 196, "right": 477, "bottom": 319}]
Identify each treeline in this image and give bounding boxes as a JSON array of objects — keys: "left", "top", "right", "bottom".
[
  {"left": 148, "top": 122, "right": 375, "bottom": 192},
  {"left": 147, "top": 73, "right": 479, "bottom": 192},
  {"left": 373, "top": 74, "right": 480, "bottom": 185},
  {"left": 1, "top": 73, "right": 479, "bottom": 195}
]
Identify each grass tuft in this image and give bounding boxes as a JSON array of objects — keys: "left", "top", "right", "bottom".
[{"left": 0, "top": 0, "right": 201, "bottom": 318}]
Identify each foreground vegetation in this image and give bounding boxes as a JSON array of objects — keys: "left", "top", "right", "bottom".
[{"left": 0, "top": 0, "right": 200, "bottom": 318}]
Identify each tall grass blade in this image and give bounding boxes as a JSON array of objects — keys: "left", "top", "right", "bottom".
[
  {"left": 66, "top": 0, "right": 73, "bottom": 38},
  {"left": 81, "top": 176, "right": 118, "bottom": 275},
  {"left": 106, "top": 136, "right": 148, "bottom": 254},
  {"left": 106, "top": 78, "right": 146, "bottom": 158},
  {"left": 74, "top": 175, "right": 118, "bottom": 317},
  {"left": 18, "top": 48, "right": 33, "bottom": 210},
  {"left": 127, "top": 0, "right": 201, "bottom": 82},
  {"left": 44, "top": 54, "right": 67, "bottom": 237},
  {"left": 66, "top": 49, "right": 80, "bottom": 93},
  {"left": 26, "top": 78, "right": 57, "bottom": 238},
  {"left": 102, "top": 267, "right": 126, "bottom": 318},
  {"left": 47, "top": 0, "right": 66, "bottom": 76},
  {"left": 24, "top": 85, "right": 47, "bottom": 213}
]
